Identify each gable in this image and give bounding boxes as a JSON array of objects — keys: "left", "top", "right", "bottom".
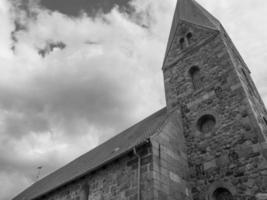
[{"left": 164, "top": 0, "right": 221, "bottom": 65}]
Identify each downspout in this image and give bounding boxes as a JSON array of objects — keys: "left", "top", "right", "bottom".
[{"left": 133, "top": 147, "right": 141, "bottom": 200}]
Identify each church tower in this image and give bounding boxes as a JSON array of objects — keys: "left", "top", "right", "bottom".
[{"left": 163, "top": 0, "right": 267, "bottom": 199}]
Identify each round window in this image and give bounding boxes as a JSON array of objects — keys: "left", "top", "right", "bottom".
[
  {"left": 197, "top": 114, "right": 216, "bottom": 133},
  {"left": 213, "top": 188, "right": 233, "bottom": 200}
]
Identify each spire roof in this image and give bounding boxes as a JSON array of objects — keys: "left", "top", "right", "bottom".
[
  {"left": 165, "top": 0, "right": 221, "bottom": 60},
  {"left": 178, "top": 0, "right": 220, "bottom": 30}
]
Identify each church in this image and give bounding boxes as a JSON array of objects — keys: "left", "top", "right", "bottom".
[{"left": 13, "top": 0, "right": 267, "bottom": 200}]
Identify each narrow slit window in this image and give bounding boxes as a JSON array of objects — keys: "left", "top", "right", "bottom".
[
  {"left": 179, "top": 37, "right": 185, "bottom": 50},
  {"left": 186, "top": 32, "right": 193, "bottom": 45},
  {"left": 189, "top": 66, "right": 202, "bottom": 90}
]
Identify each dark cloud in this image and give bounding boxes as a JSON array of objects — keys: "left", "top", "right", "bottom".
[
  {"left": 3, "top": 112, "right": 49, "bottom": 138},
  {"left": 10, "top": 0, "right": 40, "bottom": 52},
  {"left": 0, "top": 57, "right": 137, "bottom": 139},
  {"left": 33, "top": 68, "right": 135, "bottom": 129},
  {"left": 40, "top": 0, "right": 131, "bottom": 16},
  {"left": 38, "top": 41, "right": 66, "bottom": 57},
  {"left": 11, "top": 20, "right": 28, "bottom": 51}
]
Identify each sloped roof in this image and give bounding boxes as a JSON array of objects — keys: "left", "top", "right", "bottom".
[
  {"left": 165, "top": 0, "right": 221, "bottom": 60},
  {"left": 179, "top": 0, "right": 220, "bottom": 30},
  {"left": 13, "top": 107, "right": 168, "bottom": 200}
]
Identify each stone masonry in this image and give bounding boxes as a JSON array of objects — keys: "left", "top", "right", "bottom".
[
  {"left": 163, "top": 5, "right": 267, "bottom": 200},
  {"left": 37, "top": 143, "right": 154, "bottom": 200}
]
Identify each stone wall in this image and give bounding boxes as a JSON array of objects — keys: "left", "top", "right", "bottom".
[
  {"left": 151, "top": 110, "right": 191, "bottom": 200},
  {"left": 37, "top": 143, "right": 153, "bottom": 200},
  {"left": 163, "top": 22, "right": 267, "bottom": 200},
  {"left": 221, "top": 29, "right": 267, "bottom": 140}
]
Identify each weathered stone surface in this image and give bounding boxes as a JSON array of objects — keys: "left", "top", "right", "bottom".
[
  {"left": 163, "top": 9, "right": 267, "bottom": 199},
  {"left": 151, "top": 110, "right": 190, "bottom": 200},
  {"left": 204, "top": 160, "right": 216, "bottom": 171},
  {"left": 256, "top": 193, "right": 267, "bottom": 200},
  {"left": 40, "top": 144, "right": 153, "bottom": 200}
]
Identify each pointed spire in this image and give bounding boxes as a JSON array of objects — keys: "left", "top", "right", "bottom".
[
  {"left": 178, "top": 0, "right": 220, "bottom": 30},
  {"left": 164, "top": 0, "right": 221, "bottom": 61}
]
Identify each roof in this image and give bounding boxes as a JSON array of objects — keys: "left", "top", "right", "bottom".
[
  {"left": 165, "top": 0, "right": 221, "bottom": 59},
  {"left": 13, "top": 107, "right": 168, "bottom": 200},
  {"left": 179, "top": 0, "right": 220, "bottom": 29}
]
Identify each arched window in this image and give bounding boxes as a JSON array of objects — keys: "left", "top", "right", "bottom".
[
  {"left": 186, "top": 32, "right": 193, "bottom": 45},
  {"left": 197, "top": 115, "right": 216, "bottom": 133},
  {"left": 213, "top": 188, "right": 233, "bottom": 200},
  {"left": 179, "top": 37, "right": 185, "bottom": 50},
  {"left": 189, "top": 66, "right": 202, "bottom": 90}
]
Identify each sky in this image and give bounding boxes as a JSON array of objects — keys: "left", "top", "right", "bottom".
[{"left": 0, "top": 0, "right": 267, "bottom": 199}]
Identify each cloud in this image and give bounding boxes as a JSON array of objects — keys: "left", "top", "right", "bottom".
[
  {"left": 0, "top": 0, "right": 267, "bottom": 200},
  {"left": 38, "top": 41, "right": 66, "bottom": 57},
  {"left": 0, "top": 0, "right": 170, "bottom": 199},
  {"left": 40, "top": 0, "right": 132, "bottom": 16}
]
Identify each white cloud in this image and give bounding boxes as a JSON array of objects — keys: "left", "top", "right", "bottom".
[
  {"left": 0, "top": 0, "right": 267, "bottom": 199},
  {"left": 0, "top": 0, "right": 14, "bottom": 59},
  {"left": 0, "top": 0, "right": 168, "bottom": 199}
]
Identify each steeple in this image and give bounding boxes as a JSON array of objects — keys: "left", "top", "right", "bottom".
[
  {"left": 165, "top": 0, "right": 221, "bottom": 59},
  {"left": 163, "top": 0, "right": 267, "bottom": 199},
  {"left": 178, "top": 0, "right": 220, "bottom": 29}
]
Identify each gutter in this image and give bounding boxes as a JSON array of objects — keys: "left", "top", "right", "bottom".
[{"left": 133, "top": 147, "right": 141, "bottom": 200}]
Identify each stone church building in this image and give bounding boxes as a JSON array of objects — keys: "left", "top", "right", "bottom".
[{"left": 13, "top": 0, "right": 267, "bottom": 199}]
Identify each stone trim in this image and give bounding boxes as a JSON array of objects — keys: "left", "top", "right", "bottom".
[
  {"left": 187, "top": 91, "right": 215, "bottom": 108},
  {"left": 191, "top": 110, "right": 220, "bottom": 137}
]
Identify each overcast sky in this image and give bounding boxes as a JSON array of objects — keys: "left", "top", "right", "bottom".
[{"left": 1, "top": 0, "right": 267, "bottom": 199}]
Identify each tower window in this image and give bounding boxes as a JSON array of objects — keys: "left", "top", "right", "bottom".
[
  {"left": 197, "top": 115, "right": 216, "bottom": 133},
  {"left": 189, "top": 66, "right": 202, "bottom": 90},
  {"left": 212, "top": 188, "right": 233, "bottom": 200},
  {"left": 179, "top": 37, "right": 185, "bottom": 50},
  {"left": 186, "top": 32, "right": 193, "bottom": 44}
]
